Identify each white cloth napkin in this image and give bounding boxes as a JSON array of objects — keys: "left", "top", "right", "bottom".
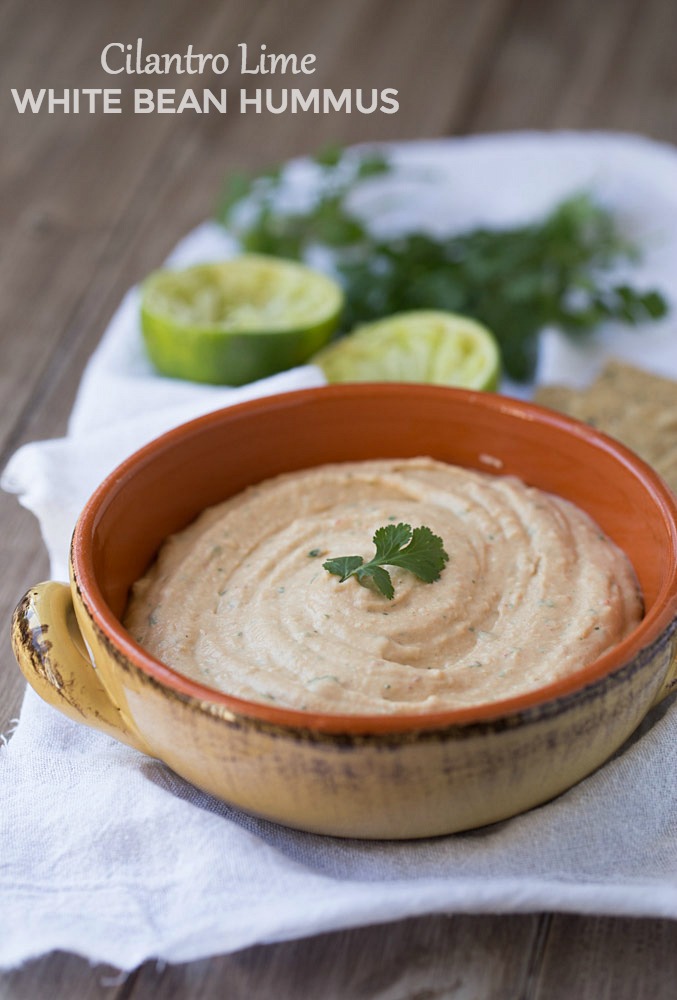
[{"left": 3, "top": 131, "right": 677, "bottom": 972}]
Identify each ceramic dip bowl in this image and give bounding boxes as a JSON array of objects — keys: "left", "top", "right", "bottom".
[{"left": 11, "top": 385, "right": 677, "bottom": 838}]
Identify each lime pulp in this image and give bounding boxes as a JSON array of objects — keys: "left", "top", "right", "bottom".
[{"left": 313, "top": 310, "right": 501, "bottom": 390}]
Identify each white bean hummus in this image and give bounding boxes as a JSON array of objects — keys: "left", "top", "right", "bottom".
[{"left": 124, "top": 458, "right": 643, "bottom": 714}]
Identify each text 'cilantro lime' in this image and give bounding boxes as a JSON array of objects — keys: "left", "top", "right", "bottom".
[{"left": 323, "top": 522, "right": 449, "bottom": 599}]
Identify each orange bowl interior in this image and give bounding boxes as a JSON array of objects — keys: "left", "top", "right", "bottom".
[{"left": 73, "top": 384, "right": 677, "bottom": 731}]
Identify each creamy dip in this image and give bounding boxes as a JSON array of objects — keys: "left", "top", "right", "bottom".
[{"left": 124, "top": 457, "right": 643, "bottom": 714}]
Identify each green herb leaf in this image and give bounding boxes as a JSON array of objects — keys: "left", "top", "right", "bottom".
[
  {"left": 358, "top": 564, "right": 395, "bottom": 600},
  {"left": 354, "top": 151, "right": 391, "bottom": 179},
  {"left": 323, "top": 522, "right": 449, "bottom": 600},
  {"left": 313, "top": 143, "right": 344, "bottom": 168},
  {"left": 322, "top": 554, "right": 365, "bottom": 582}
]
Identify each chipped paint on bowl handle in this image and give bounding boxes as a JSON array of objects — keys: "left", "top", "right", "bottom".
[{"left": 11, "top": 581, "right": 150, "bottom": 753}]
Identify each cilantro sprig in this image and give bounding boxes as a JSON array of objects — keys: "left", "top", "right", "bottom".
[
  {"left": 216, "top": 147, "right": 667, "bottom": 381},
  {"left": 323, "top": 522, "right": 449, "bottom": 600}
]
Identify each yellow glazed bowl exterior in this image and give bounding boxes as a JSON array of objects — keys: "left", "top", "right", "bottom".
[{"left": 11, "top": 385, "right": 677, "bottom": 838}]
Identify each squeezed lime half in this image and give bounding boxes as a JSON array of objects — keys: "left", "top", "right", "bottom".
[
  {"left": 140, "top": 255, "right": 344, "bottom": 385},
  {"left": 313, "top": 310, "right": 501, "bottom": 390}
]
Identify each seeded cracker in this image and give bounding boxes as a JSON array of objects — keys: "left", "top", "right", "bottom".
[{"left": 535, "top": 360, "right": 677, "bottom": 494}]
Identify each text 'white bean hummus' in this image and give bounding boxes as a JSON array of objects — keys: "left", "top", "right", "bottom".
[{"left": 124, "top": 457, "right": 643, "bottom": 714}]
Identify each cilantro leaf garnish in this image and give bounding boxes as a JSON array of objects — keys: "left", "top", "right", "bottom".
[{"left": 323, "top": 523, "right": 449, "bottom": 600}]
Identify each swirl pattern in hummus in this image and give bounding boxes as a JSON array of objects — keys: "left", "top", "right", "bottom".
[{"left": 124, "top": 458, "right": 643, "bottom": 714}]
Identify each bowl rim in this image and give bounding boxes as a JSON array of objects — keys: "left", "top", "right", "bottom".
[{"left": 71, "top": 383, "right": 677, "bottom": 735}]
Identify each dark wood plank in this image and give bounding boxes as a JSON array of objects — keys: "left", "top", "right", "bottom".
[
  {"left": 7, "top": 914, "right": 677, "bottom": 1000},
  {"left": 534, "top": 916, "right": 677, "bottom": 1000},
  {"left": 0, "top": 0, "right": 261, "bottom": 455},
  {"left": 126, "top": 914, "right": 542, "bottom": 999},
  {"left": 0, "top": 952, "right": 132, "bottom": 1000},
  {"left": 465, "top": 0, "right": 677, "bottom": 143},
  {"left": 580, "top": 0, "right": 677, "bottom": 138}
]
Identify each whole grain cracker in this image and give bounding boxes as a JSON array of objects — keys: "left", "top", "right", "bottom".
[{"left": 535, "top": 360, "right": 677, "bottom": 493}]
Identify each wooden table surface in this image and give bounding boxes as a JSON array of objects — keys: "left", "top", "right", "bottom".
[{"left": 2, "top": 0, "right": 677, "bottom": 995}]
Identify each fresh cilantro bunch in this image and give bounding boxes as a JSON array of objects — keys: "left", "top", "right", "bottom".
[
  {"left": 323, "top": 522, "right": 449, "bottom": 600},
  {"left": 337, "top": 197, "right": 667, "bottom": 380},
  {"left": 216, "top": 147, "right": 667, "bottom": 381},
  {"left": 217, "top": 144, "right": 390, "bottom": 259}
]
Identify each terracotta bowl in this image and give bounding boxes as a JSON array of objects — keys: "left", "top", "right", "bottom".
[{"left": 11, "top": 384, "right": 677, "bottom": 838}]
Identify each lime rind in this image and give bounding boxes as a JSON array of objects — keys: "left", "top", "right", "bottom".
[
  {"left": 314, "top": 310, "right": 501, "bottom": 391},
  {"left": 140, "top": 255, "right": 344, "bottom": 385}
]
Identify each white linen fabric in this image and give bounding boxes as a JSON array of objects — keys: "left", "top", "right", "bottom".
[{"left": 2, "top": 132, "right": 677, "bottom": 971}]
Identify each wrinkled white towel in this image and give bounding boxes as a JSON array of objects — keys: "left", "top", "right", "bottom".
[{"left": 2, "top": 132, "right": 677, "bottom": 972}]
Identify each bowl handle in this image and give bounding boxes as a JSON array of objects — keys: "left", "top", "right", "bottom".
[{"left": 11, "top": 581, "right": 151, "bottom": 754}]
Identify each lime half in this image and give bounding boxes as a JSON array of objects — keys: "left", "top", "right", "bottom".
[
  {"left": 141, "top": 255, "right": 344, "bottom": 385},
  {"left": 313, "top": 310, "right": 501, "bottom": 390}
]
